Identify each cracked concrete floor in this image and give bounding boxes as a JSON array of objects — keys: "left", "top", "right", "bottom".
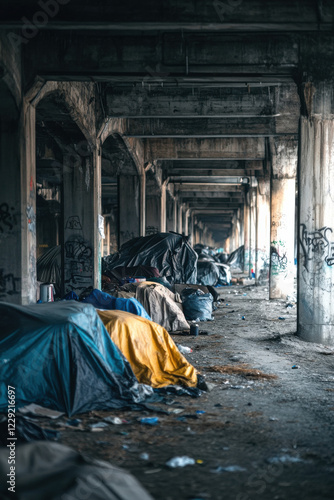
[{"left": 52, "top": 285, "right": 334, "bottom": 500}]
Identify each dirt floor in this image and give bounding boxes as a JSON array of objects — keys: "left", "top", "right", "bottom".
[{"left": 44, "top": 285, "right": 334, "bottom": 499}]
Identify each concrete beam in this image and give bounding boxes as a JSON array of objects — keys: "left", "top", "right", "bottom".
[
  {"left": 123, "top": 116, "right": 298, "bottom": 137},
  {"left": 174, "top": 184, "right": 244, "bottom": 192},
  {"left": 168, "top": 160, "right": 263, "bottom": 170},
  {"left": 22, "top": 32, "right": 300, "bottom": 83},
  {"left": 2, "top": 1, "right": 333, "bottom": 30},
  {"left": 178, "top": 191, "right": 244, "bottom": 199},
  {"left": 106, "top": 86, "right": 291, "bottom": 118},
  {"left": 144, "top": 138, "right": 265, "bottom": 161}
]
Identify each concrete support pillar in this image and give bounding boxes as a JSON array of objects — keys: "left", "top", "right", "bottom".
[
  {"left": 256, "top": 176, "right": 270, "bottom": 285},
  {"left": 298, "top": 80, "right": 334, "bottom": 344},
  {"left": 0, "top": 99, "right": 37, "bottom": 304},
  {"left": 166, "top": 193, "right": 176, "bottom": 232},
  {"left": 269, "top": 137, "right": 297, "bottom": 299},
  {"left": 178, "top": 203, "right": 183, "bottom": 234},
  {"left": 118, "top": 175, "right": 140, "bottom": 246},
  {"left": 146, "top": 193, "right": 161, "bottom": 235},
  {"left": 63, "top": 146, "right": 101, "bottom": 296},
  {"left": 140, "top": 172, "right": 146, "bottom": 237},
  {"left": 249, "top": 186, "right": 257, "bottom": 278},
  {"left": 160, "top": 182, "right": 167, "bottom": 233},
  {"left": 243, "top": 192, "right": 251, "bottom": 274}
]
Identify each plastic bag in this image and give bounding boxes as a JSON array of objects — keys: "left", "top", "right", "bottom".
[{"left": 181, "top": 288, "right": 213, "bottom": 321}]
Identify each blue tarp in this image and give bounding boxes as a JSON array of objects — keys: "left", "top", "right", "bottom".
[
  {"left": 82, "top": 289, "right": 151, "bottom": 320},
  {"left": 0, "top": 301, "right": 148, "bottom": 416}
]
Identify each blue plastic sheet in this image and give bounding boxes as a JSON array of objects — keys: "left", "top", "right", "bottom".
[
  {"left": 82, "top": 289, "right": 151, "bottom": 320},
  {"left": 0, "top": 301, "right": 147, "bottom": 416}
]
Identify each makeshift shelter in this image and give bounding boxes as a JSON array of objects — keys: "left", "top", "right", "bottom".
[
  {"left": 0, "top": 301, "right": 149, "bottom": 416},
  {"left": 227, "top": 245, "right": 245, "bottom": 271},
  {"left": 0, "top": 442, "right": 154, "bottom": 500},
  {"left": 103, "top": 232, "right": 198, "bottom": 284},
  {"left": 82, "top": 288, "right": 151, "bottom": 319},
  {"left": 98, "top": 309, "right": 198, "bottom": 388},
  {"left": 135, "top": 282, "right": 189, "bottom": 332}
]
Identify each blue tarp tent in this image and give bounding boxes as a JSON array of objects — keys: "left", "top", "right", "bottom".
[
  {"left": 82, "top": 289, "right": 151, "bottom": 320},
  {"left": 0, "top": 301, "right": 147, "bottom": 416}
]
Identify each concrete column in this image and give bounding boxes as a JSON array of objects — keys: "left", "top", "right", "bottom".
[
  {"left": 249, "top": 186, "right": 257, "bottom": 278},
  {"left": 0, "top": 98, "right": 37, "bottom": 304},
  {"left": 118, "top": 174, "right": 140, "bottom": 246},
  {"left": 256, "top": 176, "right": 270, "bottom": 285},
  {"left": 160, "top": 182, "right": 167, "bottom": 232},
  {"left": 63, "top": 148, "right": 100, "bottom": 296},
  {"left": 178, "top": 203, "right": 183, "bottom": 234},
  {"left": 298, "top": 81, "right": 334, "bottom": 344},
  {"left": 140, "top": 172, "right": 146, "bottom": 237},
  {"left": 243, "top": 191, "right": 251, "bottom": 274},
  {"left": 166, "top": 193, "right": 176, "bottom": 232},
  {"left": 269, "top": 137, "right": 297, "bottom": 299},
  {"left": 146, "top": 193, "right": 161, "bottom": 235}
]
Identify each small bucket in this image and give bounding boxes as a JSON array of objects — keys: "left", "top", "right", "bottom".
[{"left": 40, "top": 283, "right": 55, "bottom": 303}]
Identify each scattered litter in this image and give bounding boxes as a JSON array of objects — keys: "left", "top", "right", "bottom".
[
  {"left": 242, "top": 316, "right": 246, "bottom": 320},
  {"left": 286, "top": 303, "right": 294, "bottom": 308},
  {"left": 206, "top": 364, "right": 278, "bottom": 380},
  {"left": 166, "top": 456, "right": 196, "bottom": 468},
  {"left": 230, "top": 385, "right": 246, "bottom": 389},
  {"left": 210, "top": 465, "right": 247, "bottom": 473},
  {"left": 292, "top": 365, "right": 300, "bottom": 369},
  {"left": 18, "top": 404, "right": 64, "bottom": 419},
  {"left": 90, "top": 422, "right": 109, "bottom": 432},
  {"left": 196, "top": 410, "right": 206, "bottom": 414},
  {"left": 177, "top": 344, "right": 193, "bottom": 354},
  {"left": 278, "top": 317, "right": 286, "bottom": 321},
  {"left": 140, "top": 417, "right": 159, "bottom": 426},
  {"left": 267, "top": 455, "right": 305, "bottom": 464},
  {"left": 269, "top": 417, "right": 279, "bottom": 421},
  {"left": 169, "top": 408, "right": 184, "bottom": 415},
  {"left": 140, "top": 453, "right": 150, "bottom": 460},
  {"left": 144, "top": 469, "right": 162, "bottom": 474},
  {"left": 103, "top": 416, "right": 125, "bottom": 425},
  {"left": 243, "top": 293, "right": 247, "bottom": 296},
  {"left": 196, "top": 459, "right": 204, "bottom": 464}
]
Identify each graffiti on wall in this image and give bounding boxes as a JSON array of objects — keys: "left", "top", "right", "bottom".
[
  {"left": 64, "top": 216, "right": 93, "bottom": 293},
  {"left": 0, "top": 204, "right": 17, "bottom": 233},
  {"left": 0, "top": 269, "right": 20, "bottom": 299},
  {"left": 300, "top": 224, "right": 334, "bottom": 272},
  {"left": 65, "top": 216, "right": 82, "bottom": 230},
  {"left": 300, "top": 224, "right": 334, "bottom": 293},
  {"left": 270, "top": 239, "right": 288, "bottom": 277}
]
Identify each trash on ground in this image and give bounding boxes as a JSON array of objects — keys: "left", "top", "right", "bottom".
[
  {"left": 140, "top": 453, "right": 150, "bottom": 460},
  {"left": 103, "top": 416, "right": 125, "bottom": 425},
  {"left": 166, "top": 456, "right": 196, "bottom": 468},
  {"left": 177, "top": 344, "right": 193, "bottom": 354},
  {"left": 181, "top": 288, "right": 213, "bottom": 321},
  {"left": 292, "top": 365, "right": 300, "bottom": 369},
  {"left": 89, "top": 422, "right": 109, "bottom": 431},
  {"left": 278, "top": 317, "right": 286, "bottom": 320},
  {"left": 210, "top": 465, "right": 247, "bottom": 473},
  {"left": 140, "top": 417, "right": 159, "bottom": 426},
  {"left": 267, "top": 455, "right": 305, "bottom": 464},
  {"left": 18, "top": 404, "right": 64, "bottom": 419}
]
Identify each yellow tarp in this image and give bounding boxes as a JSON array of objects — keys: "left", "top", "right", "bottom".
[{"left": 98, "top": 309, "right": 198, "bottom": 389}]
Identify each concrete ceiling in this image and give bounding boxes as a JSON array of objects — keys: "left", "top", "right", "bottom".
[{"left": 7, "top": 0, "right": 333, "bottom": 246}]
